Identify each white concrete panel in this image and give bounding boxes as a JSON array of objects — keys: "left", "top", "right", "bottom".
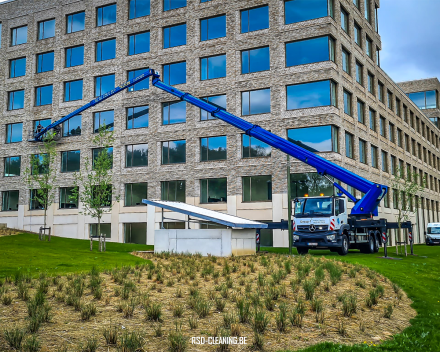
[
  {"left": 176, "top": 239, "right": 223, "bottom": 256},
  {"left": 54, "top": 224, "right": 78, "bottom": 238},
  {"left": 0, "top": 217, "right": 18, "bottom": 229},
  {"left": 53, "top": 215, "right": 79, "bottom": 225},
  {"left": 119, "top": 212, "right": 148, "bottom": 223},
  {"left": 147, "top": 205, "right": 155, "bottom": 246}
]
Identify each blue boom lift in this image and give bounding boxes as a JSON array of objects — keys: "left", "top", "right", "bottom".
[{"left": 31, "top": 69, "right": 412, "bottom": 255}]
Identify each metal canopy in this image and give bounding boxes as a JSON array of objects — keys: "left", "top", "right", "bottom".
[{"left": 142, "top": 199, "right": 268, "bottom": 229}]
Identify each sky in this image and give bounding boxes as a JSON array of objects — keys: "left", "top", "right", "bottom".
[
  {"left": 373, "top": 0, "right": 440, "bottom": 82},
  {"left": 0, "top": 0, "right": 438, "bottom": 83}
]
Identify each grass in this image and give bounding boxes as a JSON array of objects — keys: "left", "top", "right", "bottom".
[
  {"left": 262, "top": 245, "right": 440, "bottom": 352},
  {"left": 0, "top": 233, "right": 152, "bottom": 278}
]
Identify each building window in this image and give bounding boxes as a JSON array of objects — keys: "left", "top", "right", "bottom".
[
  {"left": 30, "top": 154, "right": 48, "bottom": 175},
  {"left": 201, "top": 54, "right": 227, "bottom": 80},
  {"left": 285, "top": 0, "right": 333, "bottom": 24},
  {"left": 241, "top": 5, "right": 269, "bottom": 33},
  {"left": 353, "top": 0, "right": 360, "bottom": 9},
  {"left": 357, "top": 100, "right": 365, "bottom": 124},
  {"left": 30, "top": 189, "right": 44, "bottom": 210},
  {"left": 11, "top": 26, "right": 27, "bottom": 46},
  {"left": 390, "top": 155, "right": 396, "bottom": 175},
  {"left": 355, "top": 61, "right": 363, "bottom": 85},
  {"left": 92, "top": 148, "right": 113, "bottom": 169},
  {"left": 2, "top": 190, "right": 19, "bottom": 211},
  {"left": 291, "top": 173, "right": 335, "bottom": 198},
  {"left": 36, "top": 52, "right": 54, "bottom": 73},
  {"left": 200, "top": 136, "right": 227, "bottom": 161},
  {"left": 125, "top": 183, "right": 148, "bottom": 206},
  {"left": 367, "top": 72, "right": 374, "bottom": 94},
  {"left": 94, "top": 111, "right": 114, "bottom": 132},
  {"left": 65, "top": 45, "right": 84, "bottom": 67},
  {"left": 64, "top": 79, "right": 83, "bottom": 102},
  {"left": 38, "top": 19, "right": 55, "bottom": 40},
  {"left": 96, "top": 39, "right": 116, "bottom": 61},
  {"left": 379, "top": 116, "right": 386, "bottom": 137},
  {"left": 387, "top": 90, "right": 393, "bottom": 110},
  {"left": 288, "top": 126, "right": 338, "bottom": 153},
  {"left": 200, "top": 178, "right": 227, "bottom": 203},
  {"left": 364, "top": 0, "right": 370, "bottom": 22},
  {"left": 371, "top": 145, "right": 378, "bottom": 168},
  {"left": 242, "top": 88, "right": 270, "bottom": 115},
  {"left": 161, "top": 180, "right": 185, "bottom": 202},
  {"left": 129, "top": 31, "right": 150, "bottom": 55},
  {"left": 366, "top": 36, "right": 373, "bottom": 58},
  {"left": 128, "top": 68, "right": 150, "bottom": 92},
  {"left": 389, "top": 123, "right": 395, "bottom": 143},
  {"left": 163, "top": 23, "right": 186, "bottom": 48},
  {"left": 129, "top": 0, "right": 150, "bottom": 19},
  {"left": 359, "top": 139, "right": 366, "bottom": 164},
  {"left": 369, "top": 108, "right": 376, "bottom": 131},
  {"left": 124, "top": 223, "right": 147, "bottom": 244},
  {"left": 33, "top": 119, "right": 51, "bottom": 137},
  {"left": 95, "top": 74, "right": 115, "bottom": 96},
  {"left": 287, "top": 80, "right": 337, "bottom": 110},
  {"left": 90, "top": 223, "right": 111, "bottom": 238},
  {"left": 343, "top": 90, "right": 352, "bottom": 116},
  {"left": 381, "top": 151, "right": 388, "bottom": 172},
  {"left": 201, "top": 95, "right": 226, "bottom": 121},
  {"left": 61, "top": 150, "right": 81, "bottom": 172},
  {"left": 162, "top": 101, "right": 186, "bottom": 125},
  {"left": 97, "top": 4, "right": 117, "bottom": 27},
  {"left": 286, "top": 36, "right": 335, "bottom": 67},
  {"left": 0, "top": 23, "right": 2, "bottom": 48},
  {"left": 4, "top": 156, "right": 21, "bottom": 177},
  {"left": 35, "top": 85, "right": 53, "bottom": 106},
  {"left": 242, "top": 175, "right": 272, "bottom": 202},
  {"left": 9, "top": 57, "right": 26, "bottom": 78},
  {"left": 126, "top": 144, "right": 148, "bottom": 167},
  {"left": 383, "top": 192, "right": 389, "bottom": 208},
  {"left": 6, "top": 123, "right": 23, "bottom": 143},
  {"left": 342, "top": 48, "right": 350, "bottom": 74},
  {"left": 376, "top": 47, "right": 380, "bottom": 66},
  {"left": 66, "top": 12, "right": 85, "bottom": 33},
  {"left": 60, "top": 187, "right": 78, "bottom": 209},
  {"left": 341, "top": 7, "right": 349, "bottom": 33},
  {"left": 242, "top": 135, "right": 271, "bottom": 158},
  {"left": 163, "top": 62, "right": 186, "bottom": 85},
  {"left": 396, "top": 98, "right": 401, "bottom": 116},
  {"left": 345, "top": 132, "right": 353, "bottom": 158},
  {"left": 162, "top": 140, "right": 186, "bottom": 164},
  {"left": 127, "top": 106, "right": 149, "bottom": 129},
  {"left": 378, "top": 82, "right": 384, "bottom": 103},
  {"left": 201, "top": 14, "right": 226, "bottom": 41},
  {"left": 63, "top": 115, "right": 82, "bottom": 137},
  {"left": 354, "top": 22, "right": 361, "bottom": 46},
  {"left": 8, "top": 90, "right": 24, "bottom": 111},
  {"left": 164, "top": 0, "right": 186, "bottom": 11},
  {"left": 241, "top": 47, "right": 269, "bottom": 74},
  {"left": 408, "top": 90, "right": 437, "bottom": 110}
]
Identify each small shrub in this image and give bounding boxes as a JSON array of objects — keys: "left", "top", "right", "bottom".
[
  {"left": 314, "top": 267, "right": 325, "bottom": 283},
  {"left": 17, "top": 283, "right": 30, "bottom": 301},
  {"left": 311, "top": 298, "right": 323, "bottom": 313},
  {"left": 81, "top": 302, "right": 97, "bottom": 321},
  {"left": 302, "top": 279, "right": 315, "bottom": 300},
  {"left": 264, "top": 295, "right": 274, "bottom": 311},
  {"left": 118, "top": 330, "right": 144, "bottom": 352},
  {"left": 348, "top": 268, "right": 357, "bottom": 278},
  {"left": 253, "top": 309, "right": 269, "bottom": 333},
  {"left": 168, "top": 329, "right": 187, "bottom": 352},
  {"left": 376, "top": 285, "right": 385, "bottom": 298},
  {"left": 366, "top": 289, "right": 379, "bottom": 308},
  {"left": 188, "top": 316, "right": 198, "bottom": 330},
  {"left": 28, "top": 314, "right": 42, "bottom": 333},
  {"left": 231, "top": 323, "right": 241, "bottom": 337},
  {"left": 355, "top": 280, "right": 366, "bottom": 289},
  {"left": 3, "top": 327, "right": 25, "bottom": 350},
  {"left": 252, "top": 331, "right": 264, "bottom": 350},
  {"left": 103, "top": 324, "right": 118, "bottom": 345},
  {"left": 154, "top": 324, "right": 163, "bottom": 337},
  {"left": 173, "top": 303, "right": 184, "bottom": 318},
  {"left": 215, "top": 298, "right": 226, "bottom": 312},
  {"left": 275, "top": 305, "right": 287, "bottom": 332},
  {"left": 195, "top": 298, "right": 211, "bottom": 318},
  {"left": 337, "top": 318, "right": 347, "bottom": 336},
  {"left": 223, "top": 312, "right": 236, "bottom": 328},
  {"left": 236, "top": 299, "right": 251, "bottom": 323},
  {"left": 392, "top": 282, "right": 401, "bottom": 294},
  {"left": 23, "top": 334, "right": 41, "bottom": 352},
  {"left": 146, "top": 302, "right": 162, "bottom": 321},
  {"left": 342, "top": 294, "right": 357, "bottom": 317},
  {"left": 2, "top": 294, "right": 12, "bottom": 305},
  {"left": 176, "top": 288, "right": 182, "bottom": 298},
  {"left": 384, "top": 303, "right": 393, "bottom": 319}
]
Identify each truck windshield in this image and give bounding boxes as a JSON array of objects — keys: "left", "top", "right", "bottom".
[
  {"left": 428, "top": 227, "right": 440, "bottom": 234},
  {"left": 294, "top": 197, "right": 333, "bottom": 217}
]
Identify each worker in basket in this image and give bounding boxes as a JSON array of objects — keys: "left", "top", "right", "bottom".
[{"left": 35, "top": 122, "right": 43, "bottom": 135}]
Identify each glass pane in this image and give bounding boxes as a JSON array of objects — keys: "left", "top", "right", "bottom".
[
  {"left": 96, "top": 74, "right": 115, "bottom": 96},
  {"left": 207, "top": 15, "right": 226, "bottom": 40},
  {"left": 205, "top": 54, "right": 226, "bottom": 79},
  {"left": 287, "top": 80, "right": 331, "bottom": 109},
  {"left": 129, "top": 32, "right": 150, "bottom": 55},
  {"left": 124, "top": 223, "right": 147, "bottom": 244},
  {"left": 164, "top": 62, "right": 186, "bottom": 85},
  {"left": 288, "top": 125, "right": 333, "bottom": 152},
  {"left": 128, "top": 69, "right": 150, "bottom": 91},
  {"left": 129, "top": 0, "right": 150, "bottom": 19},
  {"left": 286, "top": 37, "right": 329, "bottom": 67},
  {"left": 163, "top": 101, "right": 186, "bottom": 124},
  {"left": 90, "top": 223, "right": 111, "bottom": 238},
  {"left": 248, "top": 89, "right": 270, "bottom": 114},
  {"left": 426, "top": 90, "right": 437, "bottom": 109},
  {"left": 131, "top": 144, "right": 148, "bottom": 167},
  {"left": 285, "top": 0, "right": 328, "bottom": 24},
  {"left": 97, "top": 39, "right": 116, "bottom": 61},
  {"left": 164, "top": 23, "right": 186, "bottom": 48},
  {"left": 164, "top": 0, "right": 187, "bottom": 11},
  {"left": 206, "top": 178, "right": 227, "bottom": 202},
  {"left": 201, "top": 95, "right": 226, "bottom": 120},
  {"left": 241, "top": 6, "right": 269, "bottom": 33},
  {"left": 127, "top": 106, "right": 149, "bottom": 129},
  {"left": 207, "top": 136, "right": 227, "bottom": 161},
  {"left": 291, "top": 173, "right": 334, "bottom": 197},
  {"left": 250, "top": 175, "right": 272, "bottom": 201},
  {"left": 248, "top": 47, "right": 270, "bottom": 73}
]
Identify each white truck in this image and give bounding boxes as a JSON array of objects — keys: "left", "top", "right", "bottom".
[
  {"left": 292, "top": 195, "right": 412, "bottom": 256},
  {"left": 426, "top": 223, "right": 440, "bottom": 245}
]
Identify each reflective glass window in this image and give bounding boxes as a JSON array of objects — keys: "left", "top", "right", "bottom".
[
  {"left": 285, "top": 0, "right": 330, "bottom": 24},
  {"left": 96, "top": 39, "right": 116, "bottom": 61},
  {"left": 200, "top": 178, "right": 227, "bottom": 203},
  {"left": 161, "top": 180, "right": 185, "bottom": 202},
  {"left": 200, "top": 136, "right": 227, "bottom": 161},
  {"left": 37, "top": 52, "right": 54, "bottom": 73},
  {"left": 2, "top": 190, "right": 19, "bottom": 211},
  {"left": 97, "top": 4, "right": 117, "bottom": 26},
  {"left": 241, "top": 5, "right": 269, "bottom": 33},
  {"left": 200, "top": 95, "right": 226, "bottom": 121},
  {"left": 162, "top": 140, "right": 186, "bottom": 164},
  {"left": 286, "top": 36, "right": 334, "bottom": 67},
  {"left": 64, "top": 79, "right": 83, "bottom": 102},
  {"left": 10, "top": 57, "right": 26, "bottom": 78},
  {"left": 63, "top": 114, "right": 82, "bottom": 137},
  {"left": 288, "top": 125, "right": 338, "bottom": 153},
  {"left": 60, "top": 187, "right": 78, "bottom": 209},
  {"left": 38, "top": 19, "right": 55, "bottom": 40},
  {"left": 242, "top": 135, "right": 271, "bottom": 158},
  {"left": 125, "top": 183, "right": 148, "bottom": 206},
  {"left": 4, "top": 156, "right": 21, "bottom": 177},
  {"left": 65, "top": 45, "right": 84, "bottom": 67},
  {"left": 287, "top": 80, "right": 336, "bottom": 110},
  {"left": 95, "top": 74, "right": 115, "bottom": 96},
  {"left": 127, "top": 106, "right": 149, "bottom": 129},
  {"left": 241, "top": 47, "right": 269, "bottom": 74},
  {"left": 241, "top": 88, "right": 270, "bottom": 115},
  {"left": 163, "top": 62, "right": 186, "bottom": 85},
  {"left": 66, "top": 12, "right": 85, "bottom": 33},
  {"left": 162, "top": 101, "right": 186, "bottom": 125},
  {"left": 8, "top": 90, "right": 25, "bottom": 110},
  {"left": 129, "top": 0, "right": 150, "bottom": 19},
  {"left": 128, "top": 68, "right": 150, "bottom": 91},
  {"left": 35, "top": 85, "right": 53, "bottom": 106},
  {"left": 201, "top": 15, "right": 226, "bottom": 41},
  {"left": 129, "top": 31, "right": 150, "bottom": 55},
  {"left": 164, "top": 0, "right": 186, "bottom": 11},
  {"left": 11, "top": 26, "right": 27, "bottom": 46},
  {"left": 163, "top": 23, "right": 186, "bottom": 48},
  {"left": 126, "top": 144, "right": 148, "bottom": 167},
  {"left": 201, "top": 54, "right": 227, "bottom": 80},
  {"left": 242, "top": 175, "right": 272, "bottom": 202},
  {"left": 94, "top": 111, "right": 114, "bottom": 132},
  {"left": 61, "top": 150, "right": 81, "bottom": 172}
]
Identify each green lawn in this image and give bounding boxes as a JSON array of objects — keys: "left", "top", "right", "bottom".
[
  {"left": 261, "top": 245, "right": 440, "bottom": 352},
  {"left": 0, "top": 233, "right": 152, "bottom": 278}
]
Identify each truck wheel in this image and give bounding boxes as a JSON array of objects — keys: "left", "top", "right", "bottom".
[
  {"left": 361, "top": 235, "right": 375, "bottom": 253},
  {"left": 337, "top": 235, "right": 349, "bottom": 256},
  {"left": 373, "top": 231, "right": 381, "bottom": 253},
  {"left": 297, "top": 247, "right": 309, "bottom": 255}
]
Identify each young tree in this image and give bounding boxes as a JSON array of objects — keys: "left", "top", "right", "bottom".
[
  {"left": 23, "top": 132, "right": 57, "bottom": 241},
  {"left": 72, "top": 125, "right": 119, "bottom": 252},
  {"left": 390, "top": 168, "right": 426, "bottom": 256}
]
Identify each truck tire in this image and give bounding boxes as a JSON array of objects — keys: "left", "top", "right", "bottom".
[
  {"left": 337, "top": 235, "right": 349, "bottom": 256},
  {"left": 296, "top": 247, "right": 309, "bottom": 255},
  {"left": 373, "top": 231, "right": 381, "bottom": 253},
  {"left": 361, "top": 235, "right": 375, "bottom": 253}
]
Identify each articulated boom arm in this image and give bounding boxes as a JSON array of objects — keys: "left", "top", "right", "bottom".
[
  {"left": 150, "top": 71, "right": 387, "bottom": 216},
  {"left": 34, "top": 69, "right": 386, "bottom": 216}
]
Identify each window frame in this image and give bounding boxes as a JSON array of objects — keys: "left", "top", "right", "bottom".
[
  {"left": 96, "top": 3, "right": 117, "bottom": 27},
  {"left": 125, "top": 144, "right": 149, "bottom": 168},
  {"left": 59, "top": 187, "right": 79, "bottom": 209},
  {"left": 66, "top": 11, "right": 85, "bottom": 34},
  {"left": 38, "top": 18, "right": 55, "bottom": 40}
]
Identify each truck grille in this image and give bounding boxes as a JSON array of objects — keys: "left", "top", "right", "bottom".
[
  {"left": 297, "top": 225, "right": 329, "bottom": 232},
  {"left": 302, "top": 237, "right": 325, "bottom": 242}
]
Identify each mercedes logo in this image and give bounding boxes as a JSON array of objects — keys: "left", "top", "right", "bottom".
[{"left": 309, "top": 224, "right": 316, "bottom": 232}]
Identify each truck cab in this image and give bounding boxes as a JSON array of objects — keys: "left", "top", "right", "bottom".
[
  {"left": 292, "top": 196, "right": 349, "bottom": 255},
  {"left": 426, "top": 223, "right": 440, "bottom": 245}
]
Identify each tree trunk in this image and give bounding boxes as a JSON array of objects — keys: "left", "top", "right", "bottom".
[
  {"left": 90, "top": 237, "right": 93, "bottom": 251},
  {"left": 404, "top": 228, "right": 408, "bottom": 257},
  {"left": 43, "top": 207, "right": 47, "bottom": 241},
  {"left": 98, "top": 219, "right": 102, "bottom": 252},
  {"left": 395, "top": 228, "right": 399, "bottom": 255},
  {"left": 103, "top": 235, "right": 106, "bottom": 252}
]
